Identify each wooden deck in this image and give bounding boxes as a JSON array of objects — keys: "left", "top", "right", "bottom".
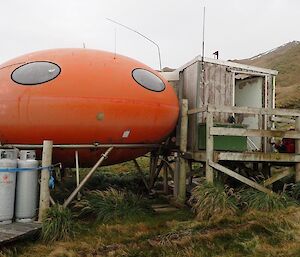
[{"left": 0, "top": 222, "right": 41, "bottom": 246}]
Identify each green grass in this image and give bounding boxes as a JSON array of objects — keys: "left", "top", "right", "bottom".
[
  {"left": 41, "top": 204, "right": 79, "bottom": 242},
  {"left": 188, "top": 180, "right": 238, "bottom": 221},
  {"left": 239, "top": 188, "right": 297, "bottom": 212},
  {"left": 3, "top": 162, "right": 300, "bottom": 257},
  {"left": 75, "top": 188, "right": 153, "bottom": 223},
  {"left": 51, "top": 157, "right": 150, "bottom": 204},
  {"left": 5, "top": 202, "right": 300, "bottom": 257},
  {"left": 288, "top": 183, "right": 300, "bottom": 201}
]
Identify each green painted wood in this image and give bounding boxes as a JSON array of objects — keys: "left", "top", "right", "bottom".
[{"left": 198, "top": 123, "right": 247, "bottom": 152}]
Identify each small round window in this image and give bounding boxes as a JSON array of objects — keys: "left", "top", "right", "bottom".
[
  {"left": 11, "top": 61, "right": 61, "bottom": 85},
  {"left": 132, "top": 68, "right": 165, "bottom": 92}
]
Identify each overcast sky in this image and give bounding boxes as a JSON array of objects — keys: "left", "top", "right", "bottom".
[{"left": 0, "top": 0, "right": 299, "bottom": 69}]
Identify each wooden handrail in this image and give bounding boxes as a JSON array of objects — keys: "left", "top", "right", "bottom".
[
  {"left": 210, "top": 127, "right": 300, "bottom": 139},
  {"left": 188, "top": 105, "right": 300, "bottom": 117}
]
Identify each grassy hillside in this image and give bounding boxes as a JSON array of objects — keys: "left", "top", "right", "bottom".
[{"left": 235, "top": 41, "right": 300, "bottom": 108}]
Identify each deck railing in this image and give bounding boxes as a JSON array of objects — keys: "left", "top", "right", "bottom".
[{"left": 185, "top": 104, "right": 300, "bottom": 191}]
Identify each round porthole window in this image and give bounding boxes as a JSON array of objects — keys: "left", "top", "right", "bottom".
[
  {"left": 11, "top": 61, "right": 61, "bottom": 85},
  {"left": 132, "top": 68, "right": 165, "bottom": 92}
]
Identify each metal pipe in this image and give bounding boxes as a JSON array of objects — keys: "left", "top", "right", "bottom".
[
  {"left": 75, "top": 151, "right": 81, "bottom": 201},
  {"left": 63, "top": 147, "right": 114, "bottom": 207},
  {"left": 0, "top": 143, "right": 160, "bottom": 149}
]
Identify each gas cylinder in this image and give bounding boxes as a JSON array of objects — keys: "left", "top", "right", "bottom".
[
  {"left": 0, "top": 149, "right": 18, "bottom": 224},
  {"left": 15, "top": 150, "right": 39, "bottom": 222}
]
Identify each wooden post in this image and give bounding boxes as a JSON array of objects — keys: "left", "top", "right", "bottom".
[
  {"left": 178, "top": 99, "right": 188, "bottom": 203},
  {"left": 295, "top": 117, "right": 300, "bottom": 183},
  {"left": 206, "top": 111, "right": 214, "bottom": 183},
  {"left": 38, "top": 140, "right": 53, "bottom": 222}
]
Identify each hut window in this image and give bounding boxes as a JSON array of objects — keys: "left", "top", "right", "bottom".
[
  {"left": 11, "top": 61, "right": 61, "bottom": 85},
  {"left": 132, "top": 68, "right": 165, "bottom": 92}
]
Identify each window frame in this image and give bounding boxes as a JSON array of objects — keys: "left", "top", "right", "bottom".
[
  {"left": 11, "top": 61, "right": 61, "bottom": 86},
  {"left": 132, "top": 68, "right": 166, "bottom": 92}
]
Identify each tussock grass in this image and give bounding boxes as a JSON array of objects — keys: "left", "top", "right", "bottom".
[
  {"left": 188, "top": 181, "right": 238, "bottom": 221},
  {"left": 239, "top": 188, "right": 297, "bottom": 212},
  {"left": 84, "top": 171, "right": 147, "bottom": 194},
  {"left": 289, "top": 182, "right": 300, "bottom": 201},
  {"left": 41, "top": 205, "right": 78, "bottom": 242},
  {"left": 0, "top": 248, "right": 18, "bottom": 257},
  {"left": 75, "top": 187, "right": 153, "bottom": 223}
]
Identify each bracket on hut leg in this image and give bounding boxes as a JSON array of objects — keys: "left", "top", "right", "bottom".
[{"left": 134, "top": 153, "right": 169, "bottom": 193}]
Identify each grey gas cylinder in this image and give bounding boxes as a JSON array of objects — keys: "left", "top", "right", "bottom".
[
  {"left": 15, "top": 150, "right": 39, "bottom": 223},
  {"left": 0, "top": 149, "right": 18, "bottom": 224}
]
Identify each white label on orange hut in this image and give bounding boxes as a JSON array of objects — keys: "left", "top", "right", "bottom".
[{"left": 122, "top": 130, "right": 130, "bottom": 138}]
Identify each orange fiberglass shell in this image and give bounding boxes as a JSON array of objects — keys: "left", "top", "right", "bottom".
[{"left": 0, "top": 49, "right": 179, "bottom": 167}]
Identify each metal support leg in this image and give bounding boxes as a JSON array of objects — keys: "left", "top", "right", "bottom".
[
  {"left": 63, "top": 147, "right": 114, "bottom": 208},
  {"left": 75, "top": 151, "right": 81, "bottom": 200},
  {"left": 162, "top": 164, "right": 168, "bottom": 194},
  {"left": 133, "top": 159, "right": 150, "bottom": 191}
]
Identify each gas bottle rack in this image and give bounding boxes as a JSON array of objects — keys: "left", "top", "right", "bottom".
[
  {"left": 0, "top": 143, "right": 162, "bottom": 246},
  {"left": 0, "top": 149, "right": 41, "bottom": 245}
]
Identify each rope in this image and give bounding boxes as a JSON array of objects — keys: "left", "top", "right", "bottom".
[{"left": 0, "top": 163, "right": 61, "bottom": 173}]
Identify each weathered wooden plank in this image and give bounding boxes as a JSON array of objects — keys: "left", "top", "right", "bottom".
[
  {"left": 216, "top": 152, "right": 300, "bottom": 162},
  {"left": 183, "top": 63, "right": 198, "bottom": 151},
  {"left": 271, "top": 116, "right": 295, "bottom": 124},
  {"left": 188, "top": 151, "right": 300, "bottom": 163},
  {"left": 206, "top": 112, "right": 214, "bottom": 183},
  {"left": 208, "top": 105, "right": 300, "bottom": 116},
  {"left": 231, "top": 70, "right": 273, "bottom": 76},
  {"left": 188, "top": 105, "right": 300, "bottom": 117},
  {"left": 264, "top": 169, "right": 294, "bottom": 186},
  {"left": 210, "top": 127, "right": 300, "bottom": 139},
  {"left": 209, "top": 161, "right": 273, "bottom": 194},
  {"left": 178, "top": 99, "right": 188, "bottom": 203},
  {"left": 0, "top": 222, "right": 41, "bottom": 245},
  {"left": 176, "top": 56, "right": 277, "bottom": 76},
  {"left": 219, "top": 66, "right": 227, "bottom": 122},
  {"left": 263, "top": 75, "right": 268, "bottom": 153},
  {"left": 188, "top": 106, "right": 207, "bottom": 115},
  {"left": 39, "top": 140, "right": 53, "bottom": 222},
  {"left": 0, "top": 232, "right": 17, "bottom": 242},
  {"left": 214, "top": 64, "right": 220, "bottom": 121}
]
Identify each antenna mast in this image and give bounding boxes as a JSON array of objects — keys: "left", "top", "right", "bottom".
[
  {"left": 202, "top": 6, "right": 206, "bottom": 61},
  {"left": 114, "top": 28, "right": 117, "bottom": 59},
  {"left": 106, "top": 18, "right": 162, "bottom": 71}
]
